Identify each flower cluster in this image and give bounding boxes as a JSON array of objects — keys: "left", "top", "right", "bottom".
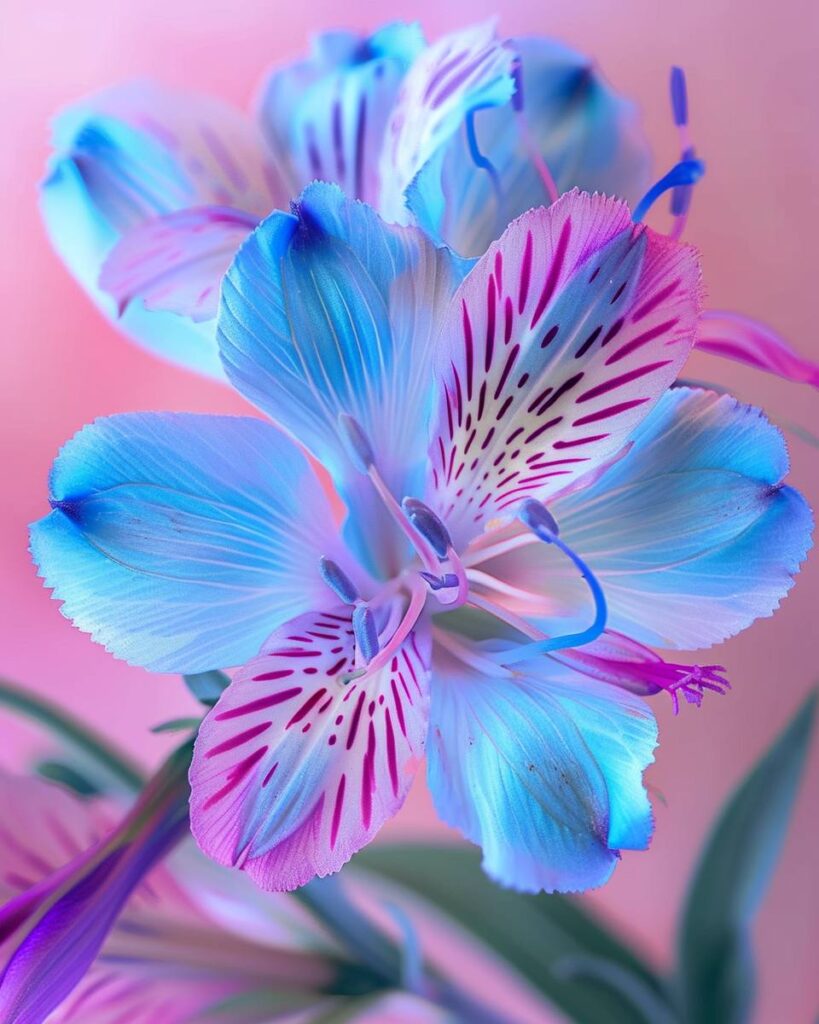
[{"left": 31, "top": 20, "right": 814, "bottom": 903}]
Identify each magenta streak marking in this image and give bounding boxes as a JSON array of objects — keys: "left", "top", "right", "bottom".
[
  {"left": 326, "top": 657, "right": 348, "bottom": 676},
  {"left": 494, "top": 343, "right": 520, "bottom": 400},
  {"left": 307, "top": 631, "right": 338, "bottom": 640},
  {"left": 537, "top": 372, "right": 584, "bottom": 416},
  {"left": 601, "top": 317, "right": 625, "bottom": 347},
  {"left": 385, "top": 709, "right": 399, "bottom": 795},
  {"left": 262, "top": 762, "right": 279, "bottom": 787},
  {"left": 321, "top": 613, "right": 351, "bottom": 623},
  {"left": 462, "top": 300, "right": 475, "bottom": 399},
  {"left": 485, "top": 276, "right": 496, "bottom": 371},
  {"left": 477, "top": 381, "right": 487, "bottom": 420},
  {"left": 206, "top": 721, "right": 269, "bottom": 757},
  {"left": 504, "top": 297, "right": 514, "bottom": 344},
  {"left": 531, "top": 218, "right": 571, "bottom": 327},
  {"left": 518, "top": 231, "right": 533, "bottom": 312},
  {"left": 507, "top": 426, "right": 525, "bottom": 444},
  {"left": 273, "top": 649, "right": 322, "bottom": 659},
  {"left": 464, "top": 428, "right": 477, "bottom": 455},
  {"left": 573, "top": 397, "right": 649, "bottom": 426},
  {"left": 606, "top": 319, "right": 679, "bottom": 365},
  {"left": 526, "top": 455, "right": 587, "bottom": 467},
  {"left": 527, "top": 385, "right": 552, "bottom": 414},
  {"left": 525, "top": 415, "right": 562, "bottom": 444},
  {"left": 216, "top": 688, "right": 303, "bottom": 720},
  {"left": 540, "top": 324, "right": 559, "bottom": 349},
  {"left": 452, "top": 364, "right": 464, "bottom": 424},
  {"left": 346, "top": 690, "right": 367, "bottom": 749},
  {"left": 330, "top": 775, "right": 346, "bottom": 849},
  {"left": 496, "top": 395, "right": 514, "bottom": 420},
  {"left": 631, "top": 278, "right": 680, "bottom": 321},
  {"left": 445, "top": 387, "right": 454, "bottom": 439},
  {"left": 203, "top": 746, "right": 267, "bottom": 809},
  {"left": 497, "top": 470, "right": 519, "bottom": 487},
  {"left": 253, "top": 668, "right": 294, "bottom": 682},
  {"left": 391, "top": 679, "right": 407, "bottom": 736},
  {"left": 554, "top": 433, "right": 609, "bottom": 449},
  {"left": 199, "top": 124, "right": 248, "bottom": 192},
  {"left": 361, "top": 723, "right": 377, "bottom": 829},
  {"left": 576, "top": 360, "right": 672, "bottom": 402},
  {"left": 399, "top": 672, "right": 413, "bottom": 703},
  {"left": 286, "top": 689, "right": 327, "bottom": 729},
  {"left": 575, "top": 325, "right": 602, "bottom": 359},
  {"left": 494, "top": 250, "right": 503, "bottom": 294},
  {"left": 481, "top": 426, "right": 495, "bottom": 450}
]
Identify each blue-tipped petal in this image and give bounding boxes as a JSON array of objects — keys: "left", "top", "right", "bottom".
[
  {"left": 30, "top": 414, "right": 343, "bottom": 673},
  {"left": 218, "top": 182, "right": 469, "bottom": 575},
  {"left": 408, "top": 37, "right": 652, "bottom": 257},
  {"left": 40, "top": 82, "right": 281, "bottom": 378},
  {"left": 540, "top": 387, "right": 814, "bottom": 649},
  {"left": 427, "top": 651, "right": 657, "bottom": 893}
]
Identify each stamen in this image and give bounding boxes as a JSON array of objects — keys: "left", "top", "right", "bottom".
[
  {"left": 632, "top": 157, "right": 705, "bottom": 224},
  {"left": 668, "top": 66, "right": 697, "bottom": 238},
  {"left": 401, "top": 499, "right": 452, "bottom": 559},
  {"left": 338, "top": 413, "right": 375, "bottom": 472},
  {"left": 488, "top": 499, "right": 607, "bottom": 665},
  {"left": 466, "top": 108, "right": 503, "bottom": 206},
  {"left": 556, "top": 637, "right": 730, "bottom": 715},
  {"left": 352, "top": 606, "right": 380, "bottom": 663},
  {"left": 433, "top": 627, "right": 514, "bottom": 679},
  {"left": 342, "top": 580, "right": 428, "bottom": 684},
  {"left": 420, "top": 571, "right": 459, "bottom": 591},
  {"left": 318, "top": 557, "right": 359, "bottom": 604}
]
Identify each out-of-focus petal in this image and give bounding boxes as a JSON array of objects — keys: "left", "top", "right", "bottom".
[
  {"left": 408, "top": 37, "right": 652, "bottom": 257},
  {"left": 30, "top": 414, "right": 344, "bottom": 673},
  {"left": 427, "top": 648, "right": 656, "bottom": 893},
  {"left": 696, "top": 310, "right": 819, "bottom": 388},
  {"left": 99, "top": 206, "right": 259, "bottom": 322},
  {"left": 425, "top": 190, "right": 701, "bottom": 549},
  {"left": 258, "top": 24, "right": 425, "bottom": 205},
  {"left": 378, "top": 21, "right": 515, "bottom": 223},
  {"left": 41, "top": 82, "right": 283, "bottom": 377},
  {"left": 190, "top": 607, "right": 430, "bottom": 891}
]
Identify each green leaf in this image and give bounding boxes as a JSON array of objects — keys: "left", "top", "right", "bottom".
[
  {"left": 355, "top": 843, "right": 670, "bottom": 1024},
  {"left": 150, "top": 716, "right": 202, "bottom": 734},
  {"left": 183, "top": 670, "right": 230, "bottom": 706},
  {"left": 34, "top": 758, "right": 101, "bottom": 797},
  {"left": 0, "top": 676, "right": 144, "bottom": 794},
  {"left": 677, "top": 691, "right": 817, "bottom": 1024}
]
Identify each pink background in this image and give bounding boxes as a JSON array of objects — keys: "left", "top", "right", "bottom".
[{"left": 0, "top": 1, "right": 817, "bottom": 1020}]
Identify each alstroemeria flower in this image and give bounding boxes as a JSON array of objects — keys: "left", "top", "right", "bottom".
[
  {"left": 42, "top": 19, "right": 684, "bottom": 380},
  {"left": 31, "top": 184, "right": 812, "bottom": 894},
  {"left": 0, "top": 768, "right": 361, "bottom": 1023}
]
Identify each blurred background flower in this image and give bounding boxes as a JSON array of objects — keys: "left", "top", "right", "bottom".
[{"left": 0, "top": 1, "right": 817, "bottom": 1020}]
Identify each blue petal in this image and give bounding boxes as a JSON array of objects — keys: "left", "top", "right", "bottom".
[
  {"left": 30, "top": 414, "right": 345, "bottom": 673},
  {"left": 40, "top": 83, "right": 279, "bottom": 378},
  {"left": 218, "top": 182, "right": 470, "bottom": 575},
  {"left": 257, "top": 23, "right": 424, "bottom": 205},
  {"left": 545, "top": 387, "right": 814, "bottom": 648},
  {"left": 408, "top": 37, "right": 652, "bottom": 257},
  {"left": 427, "top": 651, "right": 657, "bottom": 892}
]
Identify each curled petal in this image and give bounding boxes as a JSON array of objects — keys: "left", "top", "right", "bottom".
[{"left": 696, "top": 310, "right": 819, "bottom": 388}]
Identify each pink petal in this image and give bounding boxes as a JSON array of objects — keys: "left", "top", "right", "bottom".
[
  {"left": 426, "top": 189, "right": 702, "bottom": 548},
  {"left": 99, "top": 206, "right": 259, "bottom": 322},
  {"left": 696, "top": 310, "right": 819, "bottom": 388},
  {"left": 190, "top": 607, "right": 431, "bottom": 892}
]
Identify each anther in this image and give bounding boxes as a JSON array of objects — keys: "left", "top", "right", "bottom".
[
  {"left": 419, "top": 571, "right": 459, "bottom": 591},
  {"left": 670, "top": 66, "right": 688, "bottom": 127},
  {"left": 352, "top": 606, "right": 380, "bottom": 663},
  {"left": 318, "top": 557, "right": 359, "bottom": 605},
  {"left": 338, "top": 413, "right": 374, "bottom": 472},
  {"left": 402, "top": 498, "right": 452, "bottom": 560},
  {"left": 518, "top": 498, "right": 560, "bottom": 537}
]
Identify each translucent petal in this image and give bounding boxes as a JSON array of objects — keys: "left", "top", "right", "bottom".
[{"left": 427, "top": 649, "right": 656, "bottom": 893}]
